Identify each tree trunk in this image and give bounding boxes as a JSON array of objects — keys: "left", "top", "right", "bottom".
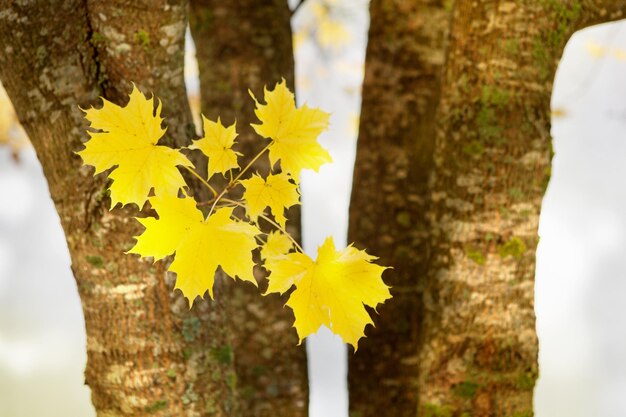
[
  {"left": 417, "top": 1, "right": 626, "bottom": 416},
  {"left": 0, "top": 1, "right": 239, "bottom": 415},
  {"left": 350, "top": 1, "right": 626, "bottom": 416},
  {"left": 189, "top": 2, "right": 309, "bottom": 417},
  {"left": 347, "top": 1, "right": 450, "bottom": 416},
  {"left": 84, "top": 0, "right": 198, "bottom": 146}
]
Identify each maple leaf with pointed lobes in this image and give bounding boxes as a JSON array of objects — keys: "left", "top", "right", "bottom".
[
  {"left": 265, "top": 237, "right": 391, "bottom": 349},
  {"left": 77, "top": 85, "right": 193, "bottom": 208},
  {"left": 250, "top": 80, "right": 332, "bottom": 180},
  {"left": 260, "top": 230, "right": 294, "bottom": 261},
  {"left": 128, "top": 194, "right": 260, "bottom": 306},
  {"left": 189, "top": 116, "right": 241, "bottom": 179},
  {"left": 241, "top": 172, "right": 299, "bottom": 228}
]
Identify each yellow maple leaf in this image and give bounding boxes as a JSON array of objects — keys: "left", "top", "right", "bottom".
[
  {"left": 250, "top": 80, "right": 332, "bottom": 179},
  {"left": 265, "top": 237, "right": 391, "bottom": 348},
  {"left": 241, "top": 172, "right": 299, "bottom": 228},
  {"left": 77, "top": 85, "right": 193, "bottom": 208},
  {"left": 128, "top": 194, "right": 260, "bottom": 306},
  {"left": 260, "top": 231, "right": 294, "bottom": 261},
  {"left": 189, "top": 116, "right": 241, "bottom": 179}
]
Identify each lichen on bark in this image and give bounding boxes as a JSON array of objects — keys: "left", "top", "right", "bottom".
[
  {"left": 417, "top": 1, "right": 626, "bottom": 416},
  {"left": 350, "top": 1, "right": 626, "bottom": 417}
]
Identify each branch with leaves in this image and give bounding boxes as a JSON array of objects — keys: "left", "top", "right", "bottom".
[{"left": 76, "top": 80, "right": 391, "bottom": 348}]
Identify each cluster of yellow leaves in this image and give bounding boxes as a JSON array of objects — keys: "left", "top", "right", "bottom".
[{"left": 77, "top": 81, "right": 391, "bottom": 348}]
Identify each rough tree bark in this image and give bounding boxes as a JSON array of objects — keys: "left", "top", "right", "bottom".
[
  {"left": 350, "top": 1, "right": 626, "bottom": 416},
  {"left": 0, "top": 0, "right": 256, "bottom": 415},
  {"left": 189, "top": 2, "right": 309, "bottom": 417},
  {"left": 347, "top": 1, "right": 450, "bottom": 416},
  {"left": 417, "top": 2, "right": 626, "bottom": 416}
]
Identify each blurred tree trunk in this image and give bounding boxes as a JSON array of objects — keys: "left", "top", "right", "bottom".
[
  {"left": 0, "top": 0, "right": 295, "bottom": 415},
  {"left": 189, "top": 2, "right": 309, "bottom": 417},
  {"left": 350, "top": 1, "right": 626, "bottom": 416},
  {"left": 347, "top": 1, "right": 450, "bottom": 416}
]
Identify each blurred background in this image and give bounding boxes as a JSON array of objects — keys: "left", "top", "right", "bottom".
[{"left": 1, "top": 1, "right": 626, "bottom": 416}]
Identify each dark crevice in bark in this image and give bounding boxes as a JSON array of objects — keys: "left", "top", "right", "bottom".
[
  {"left": 0, "top": 2, "right": 241, "bottom": 415},
  {"left": 83, "top": 1, "right": 107, "bottom": 97},
  {"left": 81, "top": 180, "right": 105, "bottom": 232},
  {"left": 80, "top": 1, "right": 114, "bottom": 229}
]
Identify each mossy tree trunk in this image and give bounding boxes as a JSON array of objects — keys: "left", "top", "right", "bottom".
[
  {"left": 350, "top": 1, "right": 626, "bottom": 416},
  {"left": 417, "top": 2, "right": 626, "bottom": 415},
  {"left": 347, "top": 1, "right": 450, "bottom": 416},
  {"left": 189, "top": 2, "right": 308, "bottom": 417},
  {"left": 0, "top": 0, "right": 251, "bottom": 415}
]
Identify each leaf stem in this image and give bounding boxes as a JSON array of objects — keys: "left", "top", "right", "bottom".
[
  {"left": 196, "top": 199, "right": 215, "bottom": 207},
  {"left": 183, "top": 165, "right": 218, "bottom": 197},
  {"left": 208, "top": 188, "right": 229, "bottom": 217},
  {"left": 221, "top": 197, "right": 304, "bottom": 253},
  {"left": 231, "top": 143, "right": 271, "bottom": 184}
]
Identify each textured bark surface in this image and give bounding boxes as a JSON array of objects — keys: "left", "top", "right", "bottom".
[
  {"left": 416, "top": 1, "right": 626, "bottom": 416},
  {"left": 350, "top": 1, "right": 626, "bottom": 417},
  {"left": 347, "top": 1, "right": 450, "bottom": 416},
  {"left": 85, "top": 0, "right": 197, "bottom": 146},
  {"left": 0, "top": 1, "right": 238, "bottom": 415},
  {"left": 189, "top": 2, "right": 308, "bottom": 417}
]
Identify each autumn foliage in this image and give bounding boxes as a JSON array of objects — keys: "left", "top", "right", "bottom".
[{"left": 77, "top": 80, "right": 391, "bottom": 348}]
